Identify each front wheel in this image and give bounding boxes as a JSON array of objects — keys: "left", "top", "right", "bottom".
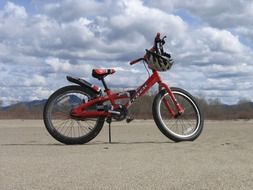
[{"left": 152, "top": 87, "right": 204, "bottom": 142}]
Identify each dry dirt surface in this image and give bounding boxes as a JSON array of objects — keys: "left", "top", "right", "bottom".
[{"left": 0, "top": 120, "right": 253, "bottom": 190}]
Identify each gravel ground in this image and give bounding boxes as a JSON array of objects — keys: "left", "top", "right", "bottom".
[{"left": 0, "top": 120, "right": 253, "bottom": 190}]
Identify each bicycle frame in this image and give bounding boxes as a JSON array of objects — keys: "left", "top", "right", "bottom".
[{"left": 70, "top": 70, "right": 184, "bottom": 118}]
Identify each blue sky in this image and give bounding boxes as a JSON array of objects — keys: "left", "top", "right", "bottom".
[{"left": 0, "top": 0, "right": 253, "bottom": 105}]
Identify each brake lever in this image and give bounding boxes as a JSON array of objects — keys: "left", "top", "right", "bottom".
[{"left": 161, "top": 36, "right": 166, "bottom": 45}]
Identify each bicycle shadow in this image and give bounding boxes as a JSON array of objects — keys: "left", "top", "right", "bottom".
[
  {"left": 1, "top": 143, "right": 64, "bottom": 146},
  {"left": 1, "top": 141, "right": 174, "bottom": 146},
  {"left": 95, "top": 141, "right": 174, "bottom": 145}
]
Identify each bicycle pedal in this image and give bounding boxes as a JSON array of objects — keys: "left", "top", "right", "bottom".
[{"left": 126, "top": 117, "right": 134, "bottom": 123}]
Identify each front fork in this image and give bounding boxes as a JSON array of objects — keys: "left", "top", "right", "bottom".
[{"left": 158, "top": 82, "right": 184, "bottom": 118}]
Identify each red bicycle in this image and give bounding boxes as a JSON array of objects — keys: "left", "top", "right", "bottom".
[{"left": 43, "top": 33, "right": 204, "bottom": 144}]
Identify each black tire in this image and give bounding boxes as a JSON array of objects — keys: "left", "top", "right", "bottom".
[
  {"left": 152, "top": 87, "right": 204, "bottom": 142},
  {"left": 43, "top": 85, "right": 105, "bottom": 145}
]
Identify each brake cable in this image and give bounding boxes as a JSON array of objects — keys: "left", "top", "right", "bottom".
[{"left": 143, "top": 60, "right": 150, "bottom": 77}]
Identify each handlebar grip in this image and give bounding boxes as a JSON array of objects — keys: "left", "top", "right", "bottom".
[
  {"left": 156, "top": 32, "right": 160, "bottom": 39},
  {"left": 155, "top": 32, "right": 161, "bottom": 43},
  {"left": 154, "top": 32, "right": 162, "bottom": 53}
]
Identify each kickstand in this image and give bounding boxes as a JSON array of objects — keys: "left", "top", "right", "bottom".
[{"left": 106, "top": 117, "right": 112, "bottom": 143}]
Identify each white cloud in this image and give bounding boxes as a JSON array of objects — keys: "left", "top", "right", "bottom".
[
  {"left": 109, "top": 0, "right": 187, "bottom": 39},
  {"left": 46, "top": 57, "right": 72, "bottom": 72},
  {"left": 32, "top": 87, "right": 53, "bottom": 100},
  {"left": 3, "top": 1, "right": 28, "bottom": 19},
  {"left": 44, "top": 0, "right": 106, "bottom": 22},
  {"left": 0, "top": 0, "right": 253, "bottom": 104},
  {"left": 45, "top": 57, "right": 93, "bottom": 78},
  {"left": 24, "top": 75, "right": 46, "bottom": 87},
  {"left": 199, "top": 27, "right": 247, "bottom": 53}
]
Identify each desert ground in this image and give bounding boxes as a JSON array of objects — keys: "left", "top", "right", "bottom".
[{"left": 0, "top": 120, "right": 253, "bottom": 190}]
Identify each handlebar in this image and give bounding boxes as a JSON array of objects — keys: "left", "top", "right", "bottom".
[
  {"left": 154, "top": 33, "right": 166, "bottom": 45},
  {"left": 129, "top": 32, "right": 166, "bottom": 66},
  {"left": 154, "top": 32, "right": 166, "bottom": 55},
  {"left": 129, "top": 58, "right": 145, "bottom": 65}
]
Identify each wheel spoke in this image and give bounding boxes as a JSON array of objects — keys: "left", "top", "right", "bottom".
[{"left": 61, "top": 120, "right": 71, "bottom": 136}]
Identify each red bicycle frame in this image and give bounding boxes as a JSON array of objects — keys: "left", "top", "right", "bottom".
[{"left": 70, "top": 70, "right": 184, "bottom": 118}]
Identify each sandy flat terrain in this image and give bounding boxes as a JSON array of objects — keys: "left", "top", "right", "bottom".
[{"left": 0, "top": 120, "right": 253, "bottom": 190}]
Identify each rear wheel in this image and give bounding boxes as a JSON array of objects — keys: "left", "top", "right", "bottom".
[
  {"left": 152, "top": 87, "right": 204, "bottom": 142},
  {"left": 43, "top": 85, "right": 105, "bottom": 145}
]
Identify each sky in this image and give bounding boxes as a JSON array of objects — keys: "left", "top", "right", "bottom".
[{"left": 0, "top": 0, "right": 253, "bottom": 105}]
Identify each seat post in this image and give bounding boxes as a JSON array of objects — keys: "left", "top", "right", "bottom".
[{"left": 100, "top": 77, "right": 109, "bottom": 90}]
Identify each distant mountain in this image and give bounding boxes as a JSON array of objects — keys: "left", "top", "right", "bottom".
[
  {"left": 0, "top": 95, "right": 83, "bottom": 111},
  {"left": 1, "top": 96, "right": 253, "bottom": 120},
  {"left": 0, "top": 95, "right": 85, "bottom": 119},
  {"left": 66, "top": 95, "right": 82, "bottom": 105},
  {"left": 1, "top": 99, "right": 47, "bottom": 111},
  {"left": 25, "top": 99, "right": 47, "bottom": 108}
]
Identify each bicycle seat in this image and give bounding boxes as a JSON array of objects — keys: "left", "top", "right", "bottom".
[{"left": 92, "top": 69, "right": 116, "bottom": 79}]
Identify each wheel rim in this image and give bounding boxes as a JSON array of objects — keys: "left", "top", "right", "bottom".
[
  {"left": 157, "top": 91, "right": 201, "bottom": 138},
  {"left": 47, "top": 90, "right": 99, "bottom": 139}
]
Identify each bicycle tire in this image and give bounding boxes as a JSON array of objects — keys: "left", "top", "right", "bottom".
[
  {"left": 43, "top": 85, "right": 105, "bottom": 145},
  {"left": 152, "top": 87, "right": 204, "bottom": 142}
]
